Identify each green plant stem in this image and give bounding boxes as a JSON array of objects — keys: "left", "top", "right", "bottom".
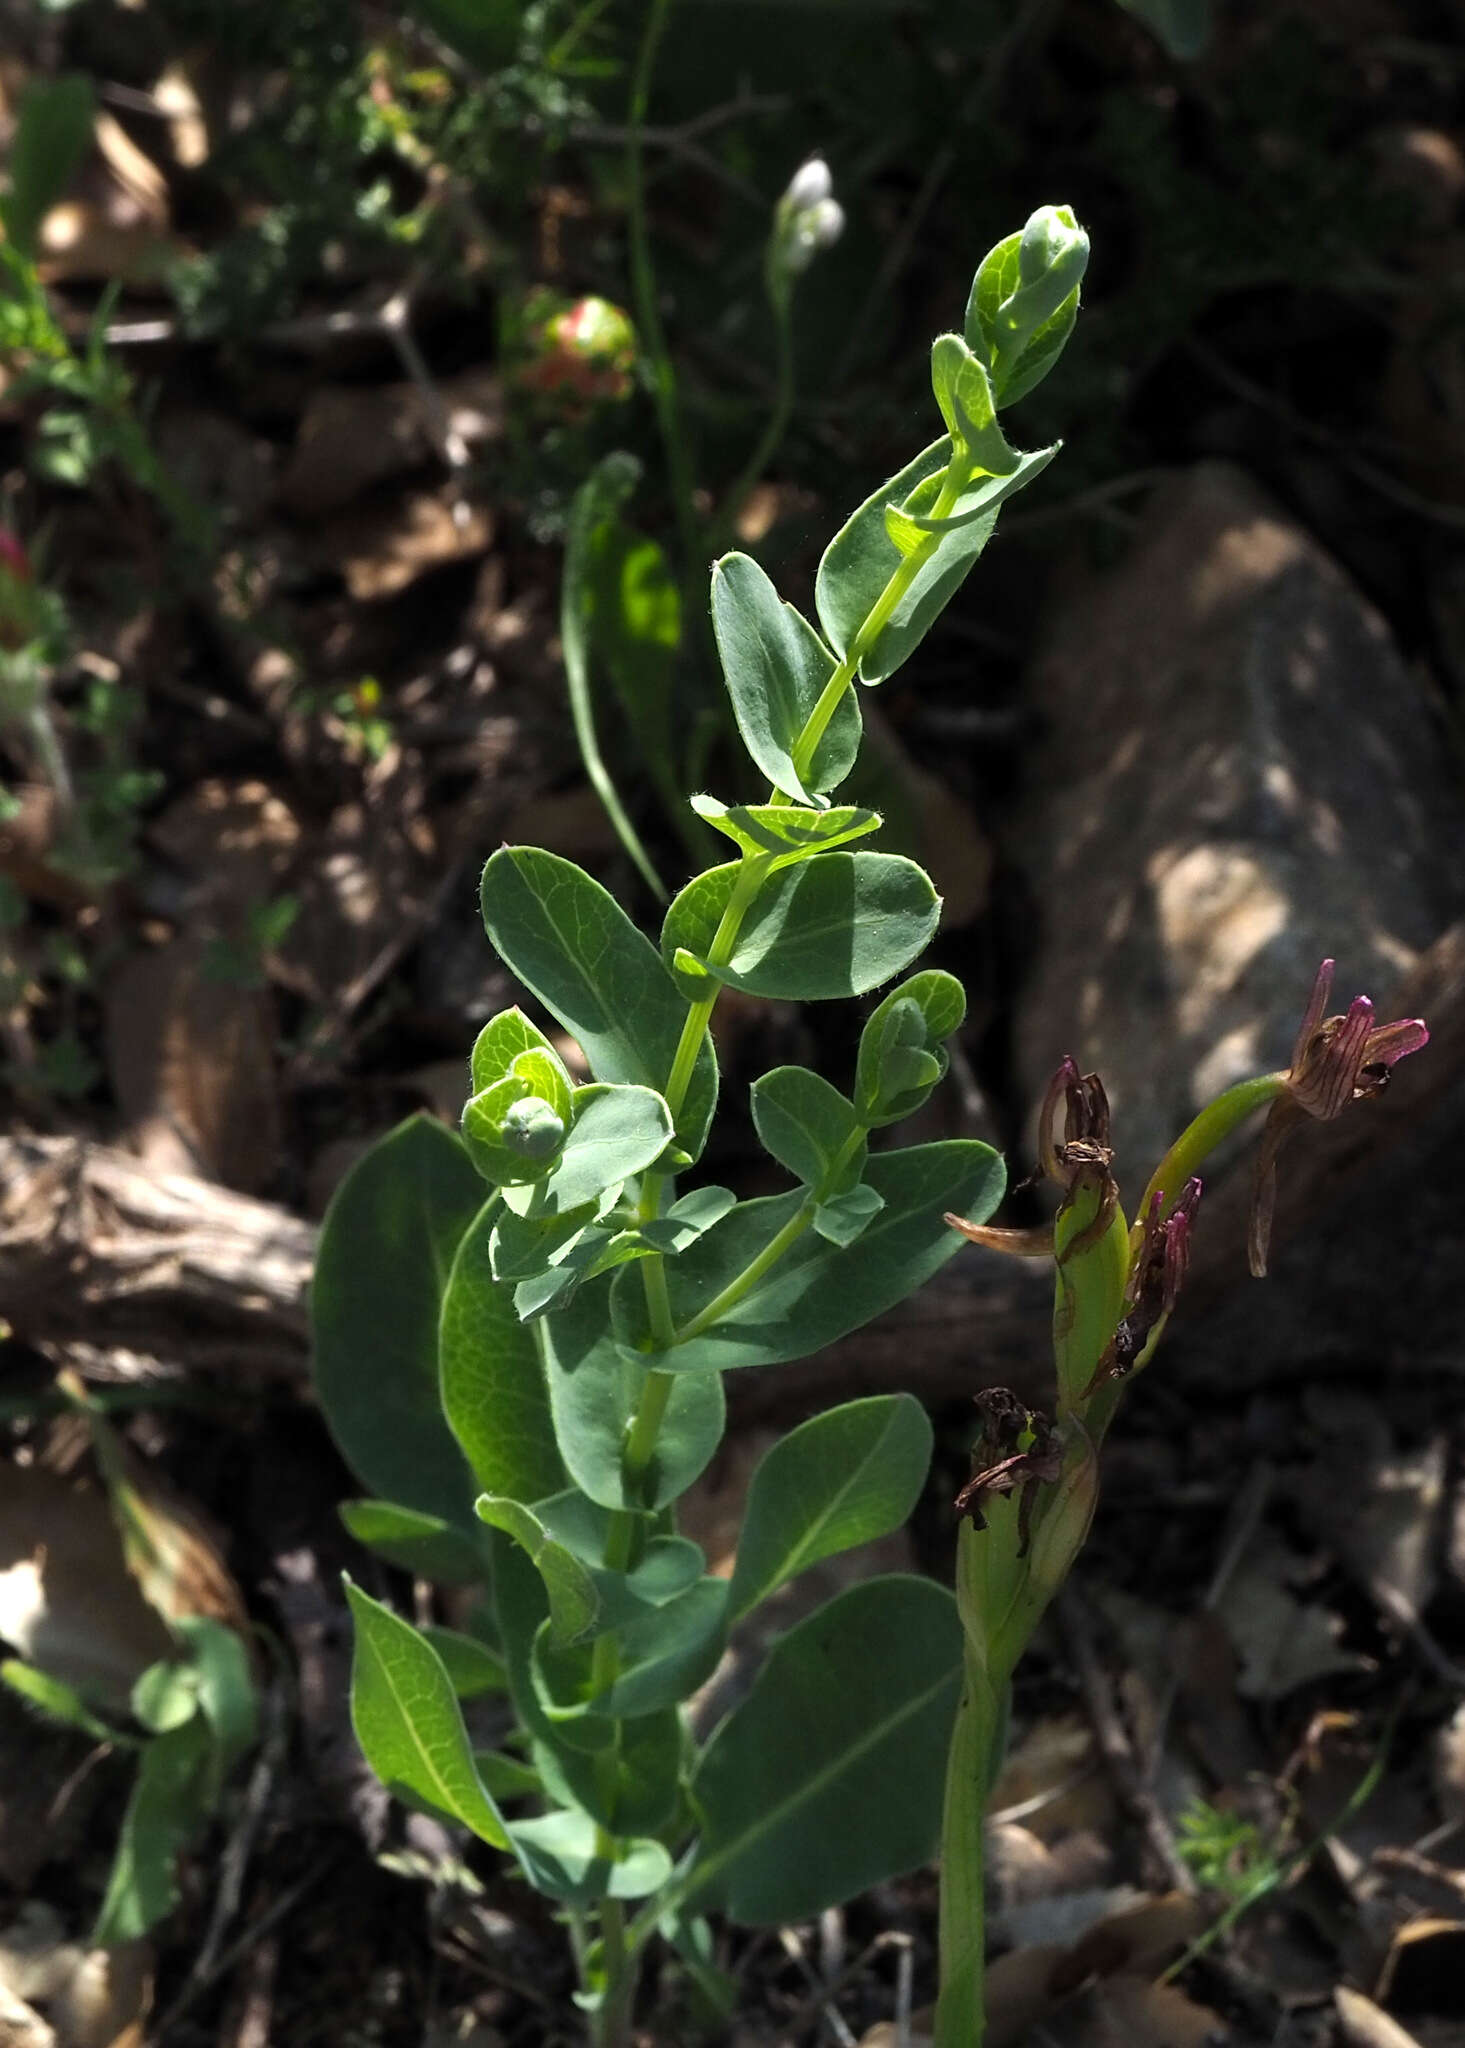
[
  {"left": 790, "top": 457, "right": 970, "bottom": 784},
  {"left": 594, "top": 1896, "right": 633, "bottom": 2048},
  {"left": 1137, "top": 1072, "right": 1287, "bottom": 1226},
  {"left": 934, "top": 1632, "right": 1003, "bottom": 2048}
]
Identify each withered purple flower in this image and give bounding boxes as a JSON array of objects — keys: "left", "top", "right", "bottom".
[
  {"left": 1249, "top": 960, "right": 1429, "bottom": 1277},
  {"left": 954, "top": 1389, "right": 1062, "bottom": 1555},
  {"left": 1084, "top": 1176, "right": 1202, "bottom": 1394},
  {"left": 947, "top": 1055, "right": 1119, "bottom": 1261}
]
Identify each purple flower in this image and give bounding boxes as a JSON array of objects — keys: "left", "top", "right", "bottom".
[{"left": 1248, "top": 959, "right": 1429, "bottom": 1275}]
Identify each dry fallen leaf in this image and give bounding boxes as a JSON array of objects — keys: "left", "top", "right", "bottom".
[
  {"left": 0, "top": 1903, "right": 151, "bottom": 2048},
  {"left": 1335, "top": 1986, "right": 1425, "bottom": 2048},
  {"left": 1214, "top": 1531, "right": 1370, "bottom": 1698},
  {"left": 279, "top": 372, "right": 503, "bottom": 517},
  {"left": 1374, "top": 1915, "right": 1465, "bottom": 2018}
]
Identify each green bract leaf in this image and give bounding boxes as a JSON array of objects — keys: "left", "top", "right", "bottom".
[
  {"left": 662, "top": 854, "right": 938, "bottom": 1003},
  {"left": 475, "top": 1494, "right": 599, "bottom": 1646},
  {"left": 338, "top": 1500, "right": 488, "bottom": 1586},
  {"left": 535, "top": 1578, "right": 728, "bottom": 1721},
  {"left": 540, "top": 1279, "right": 725, "bottom": 1509},
  {"left": 855, "top": 970, "right": 967, "bottom": 1128},
  {"left": 622, "top": 1140, "right": 1004, "bottom": 1373},
  {"left": 690, "top": 796, "right": 881, "bottom": 867},
  {"left": 930, "top": 335, "right": 1019, "bottom": 476},
  {"left": 493, "top": 1536, "right": 682, "bottom": 1836},
  {"left": 470, "top": 1008, "right": 565, "bottom": 1096},
  {"left": 750, "top": 1066, "right": 865, "bottom": 1190},
  {"left": 480, "top": 849, "right": 717, "bottom": 1160},
  {"left": 815, "top": 438, "right": 1056, "bottom": 684},
  {"left": 811, "top": 1183, "right": 885, "bottom": 1246},
  {"left": 509, "top": 1809, "right": 673, "bottom": 1904},
  {"left": 312, "top": 1116, "right": 482, "bottom": 1526},
  {"left": 440, "top": 1196, "right": 567, "bottom": 1505},
  {"left": 688, "top": 1576, "right": 962, "bottom": 1924},
  {"left": 710, "top": 552, "right": 859, "bottom": 802},
  {"left": 344, "top": 1579, "right": 511, "bottom": 1849},
  {"left": 420, "top": 1626, "right": 508, "bottom": 1699},
  {"left": 964, "top": 207, "right": 1089, "bottom": 407},
  {"left": 500, "top": 1083, "right": 672, "bottom": 1219},
  {"left": 728, "top": 1398, "right": 933, "bottom": 1621},
  {"left": 92, "top": 1715, "right": 212, "bottom": 1944},
  {"left": 461, "top": 1074, "right": 565, "bottom": 1186}
]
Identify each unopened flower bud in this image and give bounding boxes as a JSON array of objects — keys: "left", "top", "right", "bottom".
[
  {"left": 500, "top": 1095, "right": 565, "bottom": 1160},
  {"left": 784, "top": 156, "right": 833, "bottom": 211}
]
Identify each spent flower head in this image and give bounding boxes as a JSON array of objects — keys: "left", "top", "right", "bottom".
[{"left": 1249, "top": 959, "right": 1428, "bottom": 1275}]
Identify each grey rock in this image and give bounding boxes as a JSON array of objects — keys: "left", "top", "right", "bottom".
[{"left": 1012, "top": 461, "right": 1465, "bottom": 1188}]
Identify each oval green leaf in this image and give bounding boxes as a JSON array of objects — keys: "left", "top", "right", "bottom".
[
  {"left": 728, "top": 1397, "right": 933, "bottom": 1621},
  {"left": 687, "top": 1575, "right": 962, "bottom": 1924},
  {"left": 481, "top": 848, "right": 717, "bottom": 1159},
  {"left": 439, "top": 1196, "right": 568, "bottom": 1506},
  {"left": 344, "top": 1578, "right": 511, "bottom": 1850},
  {"left": 312, "top": 1116, "right": 483, "bottom": 1526},
  {"left": 662, "top": 853, "right": 939, "bottom": 1002}
]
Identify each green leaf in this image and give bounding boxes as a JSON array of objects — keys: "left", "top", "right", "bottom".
[
  {"left": 534, "top": 1491, "right": 706, "bottom": 1622},
  {"left": 811, "top": 1183, "right": 885, "bottom": 1246},
  {"left": 1112, "top": 0, "right": 1212, "bottom": 58},
  {"left": 312, "top": 1117, "right": 483, "bottom": 1526},
  {"left": 1, "top": 1659, "right": 117, "bottom": 1743},
  {"left": 930, "top": 335, "right": 1019, "bottom": 476},
  {"left": 750, "top": 1066, "right": 865, "bottom": 1190},
  {"left": 541, "top": 1278, "right": 726, "bottom": 1508},
  {"left": 174, "top": 1617, "right": 257, "bottom": 1798},
  {"left": 815, "top": 439, "right": 1056, "bottom": 684},
  {"left": 491, "top": 1539, "right": 680, "bottom": 1835},
  {"left": 687, "top": 1576, "right": 962, "bottom": 1924},
  {"left": 475, "top": 1495, "right": 599, "bottom": 1646},
  {"left": 406, "top": 0, "right": 524, "bottom": 72},
  {"left": 710, "top": 553, "right": 859, "bottom": 802},
  {"left": 662, "top": 853, "right": 938, "bottom": 1003},
  {"left": 131, "top": 1661, "right": 198, "bottom": 1735},
  {"left": 728, "top": 1398, "right": 933, "bottom": 1621},
  {"left": 474, "top": 1748, "right": 542, "bottom": 1799},
  {"left": 440, "top": 1195, "right": 568, "bottom": 1505},
  {"left": 339, "top": 1500, "right": 488, "bottom": 1586},
  {"left": 535, "top": 1578, "right": 728, "bottom": 1721},
  {"left": 470, "top": 1008, "right": 567, "bottom": 1097},
  {"left": 92, "top": 1717, "right": 213, "bottom": 1943},
  {"left": 481, "top": 849, "right": 717, "bottom": 1160},
  {"left": 501, "top": 1083, "right": 672, "bottom": 1218},
  {"left": 461, "top": 1073, "right": 566, "bottom": 1187},
  {"left": 562, "top": 453, "right": 668, "bottom": 899},
  {"left": 509, "top": 1808, "right": 673, "bottom": 1904},
  {"left": 690, "top": 797, "right": 880, "bottom": 867},
  {"left": 964, "top": 209, "right": 1088, "bottom": 407},
  {"left": 623, "top": 1140, "right": 1005, "bottom": 1373},
  {"left": 420, "top": 1626, "right": 508, "bottom": 1699},
  {"left": 855, "top": 970, "right": 967, "bottom": 1128},
  {"left": 3, "top": 76, "right": 94, "bottom": 260},
  {"left": 344, "top": 1579, "right": 511, "bottom": 1848},
  {"left": 584, "top": 472, "right": 685, "bottom": 856}
]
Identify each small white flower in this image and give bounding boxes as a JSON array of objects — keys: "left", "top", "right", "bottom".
[
  {"left": 784, "top": 156, "right": 832, "bottom": 211},
  {"left": 805, "top": 196, "right": 844, "bottom": 250}
]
